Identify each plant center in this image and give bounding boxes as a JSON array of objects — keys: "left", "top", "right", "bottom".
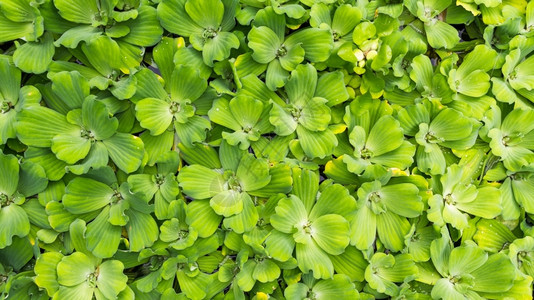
[
  {"left": 227, "top": 174, "right": 242, "bottom": 192},
  {"left": 290, "top": 106, "right": 301, "bottom": 121},
  {"left": 302, "top": 220, "right": 312, "bottom": 234},
  {"left": 169, "top": 101, "right": 181, "bottom": 114},
  {"left": 155, "top": 174, "right": 165, "bottom": 186},
  {"left": 86, "top": 268, "right": 99, "bottom": 287},
  {"left": 80, "top": 128, "right": 96, "bottom": 142},
  {"left": 361, "top": 147, "right": 373, "bottom": 159},
  {"left": 0, "top": 193, "right": 11, "bottom": 207},
  {"left": 203, "top": 27, "right": 218, "bottom": 39},
  {"left": 276, "top": 45, "right": 287, "bottom": 57},
  {"left": 444, "top": 194, "right": 455, "bottom": 205},
  {"left": 0, "top": 100, "right": 13, "bottom": 113},
  {"left": 332, "top": 30, "right": 341, "bottom": 41}
]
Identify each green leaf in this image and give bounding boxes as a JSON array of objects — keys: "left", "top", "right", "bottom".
[
  {"left": 126, "top": 210, "right": 158, "bottom": 252},
  {"left": 63, "top": 177, "right": 113, "bottom": 214},
  {"left": 82, "top": 99, "right": 119, "bottom": 140},
  {"left": 170, "top": 65, "right": 207, "bottom": 102},
  {"left": 311, "top": 214, "right": 350, "bottom": 255},
  {"left": 0, "top": 152, "right": 19, "bottom": 195},
  {"left": 13, "top": 32, "right": 54, "bottom": 74},
  {"left": 351, "top": 205, "right": 377, "bottom": 251},
  {"left": 236, "top": 154, "right": 271, "bottom": 191},
  {"left": 381, "top": 184, "right": 423, "bottom": 218},
  {"left": 296, "top": 126, "right": 337, "bottom": 159},
  {"left": 85, "top": 206, "right": 121, "bottom": 258},
  {"left": 16, "top": 106, "right": 78, "bottom": 147},
  {"left": 121, "top": 6, "right": 163, "bottom": 47},
  {"left": 424, "top": 20, "right": 459, "bottom": 49},
  {"left": 210, "top": 190, "right": 244, "bottom": 217},
  {"left": 286, "top": 64, "right": 317, "bottom": 107},
  {"left": 102, "top": 133, "right": 144, "bottom": 174},
  {"left": 315, "top": 71, "right": 349, "bottom": 106},
  {"left": 296, "top": 237, "right": 334, "bottom": 279},
  {"left": 57, "top": 252, "right": 96, "bottom": 287},
  {"left": 187, "top": 200, "right": 222, "bottom": 238},
  {"left": 271, "top": 195, "right": 308, "bottom": 234},
  {"left": 174, "top": 115, "right": 211, "bottom": 146},
  {"left": 299, "top": 97, "right": 331, "bottom": 132},
  {"left": 313, "top": 274, "right": 359, "bottom": 299},
  {"left": 53, "top": 283, "right": 94, "bottom": 300},
  {"left": 96, "top": 260, "right": 128, "bottom": 298},
  {"left": 81, "top": 35, "right": 121, "bottom": 77},
  {"left": 54, "top": 25, "right": 102, "bottom": 48},
  {"left": 178, "top": 165, "right": 225, "bottom": 199},
  {"left": 310, "top": 183, "right": 356, "bottom": 219},
  {"left": 185, "top": 0, "right": 224, "bottom": 29},
  {"left": 135, "top": 98, "right": 173, "bottom": 135},
  {"left": 54, "top": 0, "right": 99, "bottom": 24},
  {"left": 248, "top": 26, "right": 281, "bottom": 64},
  {"left": 50, "top": 71, "right": 90, "bottom": 110},
  {"left": 0, "top": 205, "right": 30, "bottom": 248},
  {"left": 157, "top": 0, "right": 203, "bottom": 36},
  {"left": 471, "top": 253, "right": 515, "bottom": 292},
  {"left": 269, "top": 102, "right": 298, "bottom": 136},
  {"left": 253, "top": 259, "right": 280, "bottom": 283},
  {"left": 223, "top": 193, "right": 259, "bottom": 233},
  {"left": 285, "top": 28, "right": 333, "bottom": 63},
  {"left": 201, "top": 31, "right": 240, "bottom": 66},
  {"left": 18, "top": 161, "right": 48, "bottom": 196},
  {"left": 34, "top": 252, "right": 63, "bottom": 296},
  {"left": 376, "top": 211, "right": 411, "bottom": 252}
]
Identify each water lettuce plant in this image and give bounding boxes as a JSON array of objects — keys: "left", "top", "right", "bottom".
[{"left": 1, "top": 0, "right": 534, "bottom": 299}]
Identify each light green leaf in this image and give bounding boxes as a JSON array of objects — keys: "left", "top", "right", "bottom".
[
  {"left": 185, "top": 0, "right": 224, "bottom": 29},
  {"left": 351, "top": 205, "right": 377, "bottom": 250},
  {"left": 248, "top": 26, "right": 281, "bottom": 64},
  {"left": 178, "top": 165, "right": 225, "bottom": 199},
  {"left": 253, "top": 259, "right": 280, "bottom": 283},
  {"left": 269, "top": 102, "right": 297, "bottom": 136},
  {"left": 310, "top": 183, "right": 356, "bottom": 219},
  {"left": 299, "top": 97, "right": 331, "bottom": 132},
  {"left": 96, "top": 260, "right": 128, "bottom": 298},
  {"left": 286, "top": 64, "right": 317, "bottom": 107},
  {"left": 0, "top": 152, "right": 19, "bottom": 195},
  {"left": 285, "top": 28, "right": 333, "bottom": 62},
  {"left": 157, "top": 0, "right": 203, "bottom": 36},
  {"left": 121, "top": 6, "right": 163, "bottom": 47},
  {"left": 54, "top": 25, "right": 102, "bottom": 48},
  {"left": 223, "top": 192, "right": 258, "bottom": 233},
  {"left": 210, "top": 190, "right": 244, "bottom": 217},
  {"left": 34, "top": 252, "right": 63, "bottom": 296},
  {"left": 311, "top": 214, "right": 350, "bottom": 255},
  {"left": 0, "top": 205, "right": 30, "bottom": 248},
  {"left": 135, "top": 98, "right": 173, "bottom": 135},
  {"left": 81, "top": 35, "right": 121, "bottom": 76},
  {"left": 63, "top": 177, "right": 113, "bottom": 214},
  {"left": 57, "top": 252, "right": 96, "bottom": 287},
  {"left": 170, "top": 65, "right": 207, "bottom": 102},
  {"left": 13, "top": 32, "right": 54, "bottom": 74},
  {"left": 296, "top": 236, "right": 334, "bottom": 279},
  {"left": 54, "top": 0, "right": 99, "bottom": 24},
  {"left": 187, "top": 200, "right": 222, "bottom": 238},
  {"left": 296, "top": 126, "right": 337, "bottom": 159},
  {"left": 424, "top": 20, "right": 459, "bottom": 49},
  {"left": 16, "top": 106, "right": 78, "bottom": 147},
  {"left": 85, "top": 206, "right": 121, "bottom": 258},
  {"left": 201, "top": 31, "right": 240, "bottom": 67},
  {"left": 271, "top": 195, "right": 308, "bottom": 234},
  {"left": 376, "top": 211, "right": 411, "bottom": 252},
  {"left": 102, "top": 133, "right": 144, "bottom": 174}
]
